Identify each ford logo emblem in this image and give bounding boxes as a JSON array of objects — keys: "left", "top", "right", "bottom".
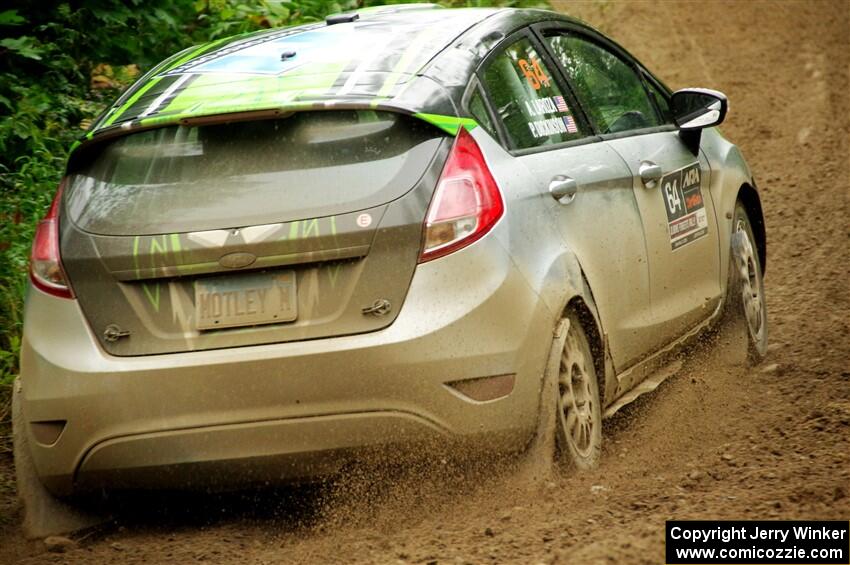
[{"left": 219, "top": 252, "right": 256, "bottom": 269}]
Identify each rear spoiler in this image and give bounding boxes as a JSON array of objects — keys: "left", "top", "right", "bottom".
[{"left": 69, "top": 101, "right": 479, "bottom": 160}]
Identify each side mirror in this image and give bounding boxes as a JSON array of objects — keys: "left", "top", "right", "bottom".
[{"left": 671, "top": 88, "right": 728, "bottom": 130}]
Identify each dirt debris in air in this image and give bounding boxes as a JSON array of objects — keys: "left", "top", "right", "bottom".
[{"left": 1, "top": 1, "right": 849, "bottom": 563}]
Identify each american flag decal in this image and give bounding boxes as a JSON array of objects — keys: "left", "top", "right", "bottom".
[
  {"left": 563, "top": 115, "right": 578, "bottom": 133},
  {"left": 553, "top": 95, "right": 570, "bottom": 113}
]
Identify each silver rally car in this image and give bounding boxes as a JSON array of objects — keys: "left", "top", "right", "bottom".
[{"left": 15, "top": 3, "right": 767, "bottom": 535}]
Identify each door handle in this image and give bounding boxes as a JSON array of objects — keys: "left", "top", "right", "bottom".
[
  {"left": 639, "top": 161, "right": 663, "bottom": 188},
  {"left": 549, "top": 175, "right": 578, "bottom": 204}
]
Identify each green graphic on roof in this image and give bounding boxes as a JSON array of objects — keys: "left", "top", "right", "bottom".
[{"left": 80, "top": 8, "right": 496, "bottom": 145}]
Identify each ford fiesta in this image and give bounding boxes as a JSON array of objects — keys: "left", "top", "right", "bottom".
[{"left": 14, "top": 3, "right": 768, "bottom": 536}]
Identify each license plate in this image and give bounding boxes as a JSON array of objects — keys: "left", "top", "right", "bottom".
[{"left": 195, "top": 271, "right": 297, "bottom": 330}]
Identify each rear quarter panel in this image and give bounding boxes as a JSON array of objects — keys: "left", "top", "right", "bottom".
[{"left": 470, "top": 126, "right": 614, "bottom": 402}]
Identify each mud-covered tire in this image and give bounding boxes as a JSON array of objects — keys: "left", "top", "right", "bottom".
[
  {"left": 725, "top": 202, "right": 769, "bottom": 365},
  {"left": 555, "top": 312, "right": 602, "bottom": 470},
  {"left": 12, "top": 378, "right": 101, "bottom": 538}
]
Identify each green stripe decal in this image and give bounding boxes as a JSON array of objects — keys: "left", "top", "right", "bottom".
[
  {"left": 103, "top": 76, "right": 163, "bottom": 127},
  {"left": 163, "top": 37, "right": 230, "bottom": 72},
  {"left": 414, "top": 114, "right": 479, "bottom": 136}
]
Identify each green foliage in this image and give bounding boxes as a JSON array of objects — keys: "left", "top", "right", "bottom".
[
  {"left": 0, "top": 0, "right": 549, "bottom": 393},
  {"left": 195, "top": 0, "right": 354, "bottom": 37}
]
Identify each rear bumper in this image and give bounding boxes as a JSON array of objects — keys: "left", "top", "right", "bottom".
[{"left": 18, "top": 236, "right": 554, "bottom": 495}]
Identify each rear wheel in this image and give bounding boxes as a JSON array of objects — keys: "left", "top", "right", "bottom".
[
  {"left": 725, "top": 202, "right": 768, "bottom": 364},
  {"left": 13, "top": 379, "right": 101, "bottom": 538},
  {"left": 556, "top": 312, "right": 602, "bottom": 470}
]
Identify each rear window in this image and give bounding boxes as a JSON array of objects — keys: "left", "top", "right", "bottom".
[{"left": 66, "top": 111, "right": 444, "bottom": 236}]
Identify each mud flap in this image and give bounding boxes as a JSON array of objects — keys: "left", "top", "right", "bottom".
[
  {"left": 516, "top": 318, "right": 569, "bottom": 485},
  {"left": 603, "top": 360, "right": 683, "bottom": 418}
]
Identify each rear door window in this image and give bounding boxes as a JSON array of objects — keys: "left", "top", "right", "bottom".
[
  {"left": 545, "top": 33, "right": 661, "bottom": 135},
  {"left": 481, "top": 36, "right": 586, "bottom": 150}
]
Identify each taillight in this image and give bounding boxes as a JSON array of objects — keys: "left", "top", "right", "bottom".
[
  {"left": 419, "top": 127, "right": 503, "bottom": 263},
  {"left": 30, "top": 179, "right": 74, "bottom": 299}
]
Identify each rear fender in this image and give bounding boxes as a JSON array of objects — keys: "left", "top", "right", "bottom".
[
  {"left": 525, "top": 248, "right": 615, "bottom": 410},
  {"left": 550, "top": 255, "right": 614, "bottom": 408},
  {"left": 469, "top": 126, "right": 615, "bottom": 409}
]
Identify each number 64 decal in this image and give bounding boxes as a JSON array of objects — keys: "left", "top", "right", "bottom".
[
  {"left": 518, "top": 58, "right": 551, "bottom": 91},
  {"left": 664, "top": 179, "right": 683, "bottom": 215}
]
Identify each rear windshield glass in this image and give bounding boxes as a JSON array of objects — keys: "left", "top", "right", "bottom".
[{"left": 66, "top": 111, "right": 443, "bottom": 236}]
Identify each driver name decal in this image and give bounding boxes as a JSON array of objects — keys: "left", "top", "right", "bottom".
[
  {"left": 528, "top": 116, "right": 577, "bottom": 138},
  {"left": 662, "top": 163, "right": 708, "bottom": 250},
  {"left": 524, "top": 96, "right": 579, "bottom": 138}
]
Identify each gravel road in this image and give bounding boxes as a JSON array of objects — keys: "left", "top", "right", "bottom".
[{"left": 1, "top": 1, "right": 848, "bottom": 563}]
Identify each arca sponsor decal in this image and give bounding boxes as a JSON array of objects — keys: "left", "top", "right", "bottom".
[{"left": 660, "top": 163, "right": 709, "bottom": 250}]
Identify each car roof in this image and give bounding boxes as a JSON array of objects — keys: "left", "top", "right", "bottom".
[{"left": 76, "top": 5, "right": 579, "bottom": 153}]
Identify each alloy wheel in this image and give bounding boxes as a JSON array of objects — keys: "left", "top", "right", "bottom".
[
  {"left": 558, "top": 327, "right": 596, "bottom": 459},
  {"left": 735, "top": 218, "right": 765, "bottom": 343}
]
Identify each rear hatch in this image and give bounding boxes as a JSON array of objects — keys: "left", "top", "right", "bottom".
[{"left": 61, "top": 111, "right": 449, "bottom": 355}]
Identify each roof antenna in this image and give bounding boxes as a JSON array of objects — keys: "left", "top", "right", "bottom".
[{"left": 326, "top": 13, "right": 359, "bottom": 25}]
